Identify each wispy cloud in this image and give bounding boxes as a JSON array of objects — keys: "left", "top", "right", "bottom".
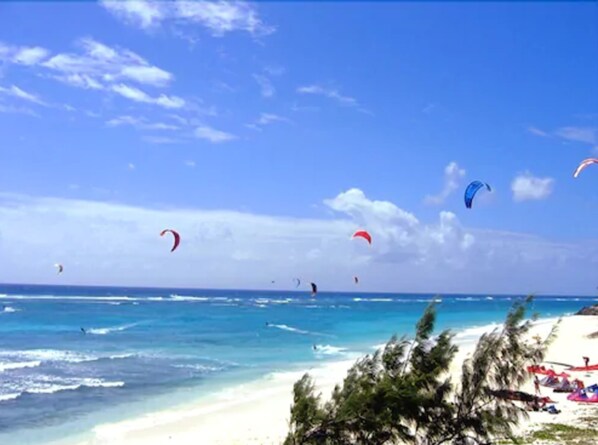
[
  {"left": 106, "top": 115, "right": 180, "bottom": 130},
  {"left": 297, "top": 84, "right": 371, "bottom": 114},
  {"left": 424, "top": 162, "right": 466, "bottom": 205},
  {"left": 195, "top": 124, "right": 236, "bottom": 143},
  {"left": 297, "top": 85, "right": 357, "bottom": 106},
  {"left": 0, "top": 102, "right": 38, "bottom": 117},
  {"left": 555, "top": 126, "right": 597, "bottom": 146},
  {"left": 128, "top": 163, "right": 136, "bottom": 170},
  {"left": 142, "top": 135, "right": 183, "bottom": 145},
  {"left": 246, "top": 112, "right": 290, "bottom": 131},
  {"left": 0, "top": 85, "right": 46, "bottom": 105},
  {"left": 253, "top": 74, "right": 274, "bottom": 98},
  {"left": 0, "top": 42, "right": 50, "bottom": 65},
  {"left": 101, "top": 0, "right": 274, "bottom": 37},
  {"left": 185, "top": 160, "right": 196, "bottom": 167},
  {"left": 527, "top": 126, "right": 549, "bottom": 137},
  {"left": 111, "top": 84, "right": 185, "bottom": 109},
  {"left": 511, "top": 172, "right": 554, "bottom": 202},
  {"left": 528, "top": 124, "right": 598, "bottom": 151},
  {"left": 41, "top": 38, "right": 173, "bottom": 88},
  {"left": 2, "top": 38, "right": 183, "bottom": 110}
]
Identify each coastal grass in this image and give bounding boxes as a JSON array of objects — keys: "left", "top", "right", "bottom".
[{"left": 502, "top": 412, "right": 598, "bottom": 445}]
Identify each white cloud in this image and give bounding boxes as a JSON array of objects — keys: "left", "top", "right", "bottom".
[
  {"left": 511, "top": 172, "right": 554, "bottom": 202},
  {"left": 42, "top": 38, "right": 174, "bottom": 88},
  {"left": 195, "top": 124, "right": 236, "bottom": 143},
  {"left": 527, "top": 126, "right": 549, "bottom": 137},
  {"left": 246, "top": 112, "right": 290, "bottom": 130},
  {"left": 0, "top": 102, "right": 38, "bottom": 117},
  {"left": 100, "top": 0, "right": 165, "bottom": 29},
  {"left": 0, "top": 42, "right": 50, "bottom": 65},
  {"left": 0, "top": 38, "right": 182, "bottom": 109},
  {"left": 185, "top": 160, "right": 196, "bottom": 167},
  {"left": 106, "top": 115, "right": 179, "bottom": 130},
  {"left": 253, "top": 74, "right": 274, "bottom": 98},
  {"left": 101, "top": 0, "right": 274, "bottom": 36},
  {"left": 128, "top": 163, "right": 136, "bottom": 170},
  {"left": 1, "top": 190, "right": 595, "bottom": 294},
  {"left": 111, "top": 84, "right": 185, "bottom": 109},
  {"left": 142, "top": 135, "right": 182, "bottom": 144},
  {"left": 555, "top": 126, "right": 597, "bottom": 146},
  {"left": 0, "top": 85, "right": 46, "bottom": 105},
  {"left": 297, "top": 84, "right": 357, "bottom": 107},
  {"left": 424, "top": 161, "right": 466, "bottom": 205},
  {"left": 12, "top": 46, "right": 50, "bottom": 65}
]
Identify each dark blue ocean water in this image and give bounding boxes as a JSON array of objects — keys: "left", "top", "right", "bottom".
[{"left": 0, "top": 284, "right": 593, "bottom": 444}]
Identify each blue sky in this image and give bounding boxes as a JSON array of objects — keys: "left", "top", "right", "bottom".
[{"left": 0, "top": 1, "right": 597, "bottom": 294}]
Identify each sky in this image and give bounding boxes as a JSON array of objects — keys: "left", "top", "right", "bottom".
[{"left": 0, "top": 1, "right": 597, "bottom": 295}]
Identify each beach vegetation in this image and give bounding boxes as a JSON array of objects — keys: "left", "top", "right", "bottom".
[{"left": 284, "top": 297, "right": 558, "bottom": 445}]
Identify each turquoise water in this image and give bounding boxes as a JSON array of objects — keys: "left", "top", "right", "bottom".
[{"left": 0, "top": 284, "right": 592, "bottom": 444}]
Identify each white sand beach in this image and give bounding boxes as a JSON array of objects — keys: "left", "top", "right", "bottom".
[{"left": 71, "top": 315, "right": 598, "bottom": 445}]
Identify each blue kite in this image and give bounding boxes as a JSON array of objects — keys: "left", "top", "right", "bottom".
[{"left": 464, "top": 181, "right": 491, "bottom": 209}]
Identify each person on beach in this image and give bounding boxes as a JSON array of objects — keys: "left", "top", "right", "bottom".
[
  {"left": 583, "top": 356, "right": 589, "bottom": 367},
  {"left": 534, "top": 375, "right": 541, "bottom": 395}
]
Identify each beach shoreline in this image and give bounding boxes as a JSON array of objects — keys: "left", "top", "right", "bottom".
[{"left": 58, "top": 314, "right": 597, "bottom": 445}]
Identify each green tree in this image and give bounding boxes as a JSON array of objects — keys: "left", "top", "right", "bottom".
[{"left": 284, "top": 297, "right": 557, "bottom": 445}]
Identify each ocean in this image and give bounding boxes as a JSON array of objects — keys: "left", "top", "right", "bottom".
[{"left": 0, "top": 284, "right": 593, "bottom": 444}]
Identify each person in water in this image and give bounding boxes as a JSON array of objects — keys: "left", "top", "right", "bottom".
[
  {"left": 583, "top": 356, "right": 590, "bottom": 367},
  {"left": 313, "top": 344, "right": 318, "bottom": 351},
  {"left": 80, "top": 327, "right": 86, "bottom": 334}
]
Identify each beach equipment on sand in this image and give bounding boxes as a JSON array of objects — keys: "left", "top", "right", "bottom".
[
  {"left": 567, "top": 384, "right": 598, "bottom": 403},
  {"left": 568, "top": 363, "right": 598, "bottom": 372},
  {"left": 527, "top": 365, "right": 556, "bottom": 375}
]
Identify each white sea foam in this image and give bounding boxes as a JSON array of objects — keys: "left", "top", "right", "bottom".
[
  {"left": 0, "top": 360, "right": 41, "bottom": 372},
  {"left": 1, "top": 306, "right": 19, "bottom": 313},
  {"left": 352, "top": 298, "right": 393, "bottom": 302},
  {"left": 169, "top": 294, "right": 210, "bottom": 302},
  {"left": 24, "top": 378, "right": 124, "bottom": 395},
  {"left": 0, "top": 349, "right": 97, "bottom": 363},
  {"left": 268, "top": 324, "right": 310, "bottom": 334},
  {"left": 87, "top": 323, "right": 140, "bottom": 335},
  {"left": 0, "top": 377, "right": 124, "bottom": 404},
  {"left": 314, "top": 345, "right": 347, "bottom": 356},
  {"left": 172, "top": 364, "right": 222, "bottom": 373}
]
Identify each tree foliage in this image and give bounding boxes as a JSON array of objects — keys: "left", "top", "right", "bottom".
[{"left": 284, "top": 297, "right": 558, "bottom": 445}]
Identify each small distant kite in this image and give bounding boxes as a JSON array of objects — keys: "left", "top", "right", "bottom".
[
  {"left": 352, "top": 230, "right": 372, "bottom": 245},
  {"left": 464, "top": 181, "right": 491, "bottom": 209},
  {"left": 293, "top": 278, "right": 301, "bottom": 288},
  {"left": 354, "top": 276, "right": 359, "bottom": 284},
  {"left": 573, "top": 158, "right": 598, "bottom": 178},
  {"left": 160, "top": 229, "right": 180, "bottom": 252},
  {"left": 54, "top": 263, "right": 63, "bottom": 274},
  {"left": 310, "top": 282, "right": 318, "bottom": 297}
]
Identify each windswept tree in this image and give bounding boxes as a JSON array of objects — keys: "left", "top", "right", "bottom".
[{"left": 284, "top": 297, "right": 557, "bottom": 445}]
